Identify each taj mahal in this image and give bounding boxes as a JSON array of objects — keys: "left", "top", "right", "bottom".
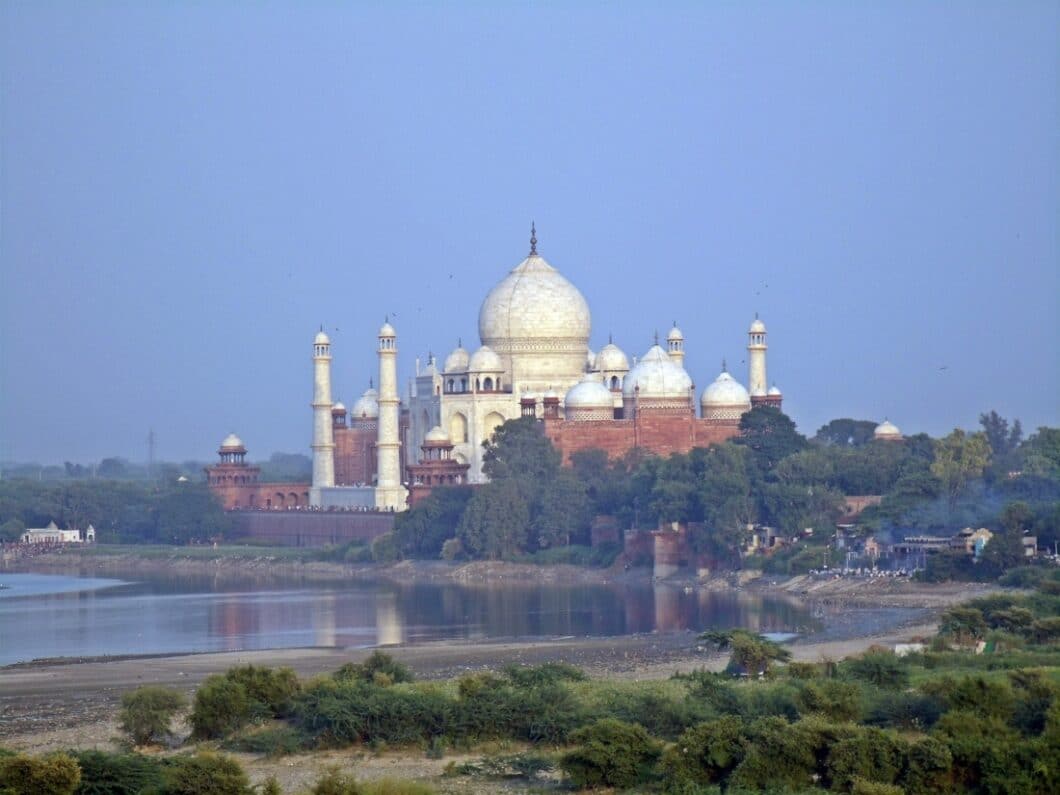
[{"left": 207, "top": 227, "right": 787, "bottom": 514}]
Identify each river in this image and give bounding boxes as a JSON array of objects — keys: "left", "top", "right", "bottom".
[{"left": 0, "top": 570, "right": 827, "bottom": 666}]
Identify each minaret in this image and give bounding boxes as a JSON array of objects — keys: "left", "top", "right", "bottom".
[
  {"left": 310, "top": 329, "right": 335, "bottom": 506},
  {"left": 667, "top": 322, "right": 685, "bottom": 367},
  {"left": 748, "top": 314, "right": 768, "bottom": 405},
  {"left": 375, "top": 319, "right": 407, "bottom": 510}
]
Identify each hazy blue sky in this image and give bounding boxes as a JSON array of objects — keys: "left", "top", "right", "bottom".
[{"left": 2, "top": 2, "right": 1057, "bottom": 465}]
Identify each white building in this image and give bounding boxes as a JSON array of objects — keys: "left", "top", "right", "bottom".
[{"left": 20, "top": 521, "right": 95, "bottom": 544}]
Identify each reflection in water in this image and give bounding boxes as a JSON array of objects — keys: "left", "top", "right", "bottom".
[{"left": 0, "top": 571, "right": 822, "bottom": 665}]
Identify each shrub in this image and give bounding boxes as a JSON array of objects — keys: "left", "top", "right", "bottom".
[
  {"left": 440, "top": 538, "right": 463, "bottom": 561},
  {"left": 222, "top": 726, "right": 309, "bottom": 756},
  {"left": 795, "top": 680, "right": 864, "bottom": 722},
  {"left": 920, "top": 675, "right": 1017, "bottom": 723},
  {"left": 306, "top": 769, "right": 435, "bottom": 795},
  {"left": 727, "top": 717, "right": 817, "bottom": 791},
  {"left": 335, "top": 651, "right": 414, "bottom": 685},
  {"left": 659, "top": 716, "right": 748, "bottom": 788},
  {"left": 900, "top": 736, "right": 953, "bottom": 795},
  {"left": 841, "top": 649, "right": 909, "bottom": 689},
  {"left": 448, "top": 753, "right": 554, "bottom": 781},
  {"left": 825, "top": 727, "right": 907, "bottom": 791},
  {"left": 117, "top": 686, "right": 186, "bottom": 745},
  {"left": 502, "top": 661, "right": 586, "bottom": 688},
  {"left": 158, "top": 752, "right": 251, "bottom": 795},
  {"left": 224, "top": 665, "right": 301, "bottom": 716},
  {"left": 850, "top": 779, "right": 903, "bottom": 795},
  {"left": 999, "top": 566, "right": 1048, "bottom": 588},
  {"left": 371, "top": 532, "right": 401, "bottom": 563},
  {"left": 559, "top": 719, "right": 660, "bottom": 790},
  {"left": 938, "top": 606, "right": 987, "bottom": 645},
  {"left": 189, "top": 675, "right": 251, "bottom": 739},
  {"left": 593, "top": 682, "right": 712, "bottom": 739},
  {"left": 0, "top": 752, "right": 81, "bottom": 795},
  {"left": 786, "top": 661, "right": 821, "bottom": 680},
  {"left": 864, "top": 691, "right": 942, "bottom": 731},
  {"left": 71, "top": 750, "right": 165, "bottom": 795}
]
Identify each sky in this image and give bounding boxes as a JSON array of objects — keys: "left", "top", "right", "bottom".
[{"left": 1, "top": 2, "right": 1057, "bottom": 465}]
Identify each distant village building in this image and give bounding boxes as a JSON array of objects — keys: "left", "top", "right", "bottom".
[{"left": 20, "top": 521, "right": 94, "bottom": 544}]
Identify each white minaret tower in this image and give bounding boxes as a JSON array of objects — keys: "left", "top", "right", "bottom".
[
  {"left": 747, "top": 314, "right": 768, "bottom": 401},
  {"left": 374, "top": 318, "right": 407, "bottom": 511},
  {"left": 667, "top": 323, "right": 685, "bottom": 368},
  {"left": 309, "top": 329, "right": 335, "bottom": 506}
]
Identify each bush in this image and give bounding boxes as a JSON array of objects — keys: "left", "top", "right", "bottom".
[
  {"left": 117, "top": 686, "right": 186, "bottom": 745},
  {"left": 189, "top": 676, "right": 251, "bottom": 739},
  {"left": 559, "top": 719, "right": 660, "bottom": 790},
  {"left": 0, "top": 752, "right": 81, "bottom": 795},
  {"left": 864, "top": 691, "right": 942, "bottom": 731},
  {"left": 901, "top": 736, "right": 953, "bottom": 795},
  {"left": 157, "top": 752, "right": 251, "bottom": 795},
  {"left": 502, "top": 661, "right": 586, "bottom": 688},
  {"left": 371, "top": 533, "right": 401, "bottom": 563},
  {"left": 999, "top": 566, "right": 1048, "bottom": 588},
  {"left": 920, "top": 675, "right": 1017, "bottom": 723},
  {"left": 224, "top": 665, "right": 300, "bottom": 716},
  {"left": 222, "top": 726, "right": 309, "bottom": 756},
  {"left": 307, "top": 769, "right": 436, "bottom": 795},
  {"left": 795, "top": 680, "right": 864, "bottom": 722},
  {"left": 841, "top": 649, "right": 910, "bottom": 689},
  {"left": 850, "top": 779, "right": 903, "bottom": 795},
  {"left": 335, "top": 651, "right": 414, "bottom": 685},
  {"left": 659, "top": 716, "right": 748, "bottom": 788},
  {"left": 726, "top": 717, "right": 817, "bottom": 791},
  {"left": 70, "top": 750, "right": 165, "bottom": 795},
  {"left": 825, "top": 727, "right": 907, "bottom": 791},
  {"left": 592, "top": 682, "right": 712, "bottom": 739}
]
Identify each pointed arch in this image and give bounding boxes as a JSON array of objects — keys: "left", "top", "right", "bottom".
[{"left": 449, "top": 412, "right": 468, "bottom": 444}]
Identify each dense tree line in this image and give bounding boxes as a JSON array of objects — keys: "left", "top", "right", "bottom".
[
  {"left": 392, "top": 408, "right": 1059, "bottom": 573},
  {"left": 0, "top": 479, "right": 230, "bottom": 543}
]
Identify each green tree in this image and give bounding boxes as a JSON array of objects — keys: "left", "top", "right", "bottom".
[
  {"left": 560, "top": 718, "right": 661, "bottom": 790},
  {"left": 939, "top": 607, "right": 987, "bottom": 646},
  {"left": 0, "top": 752, "right": 81, "bottom": 795},
  {"left": 158, "top": 752, "right": 252, "bottom": 795},
  {"left": 481, "top": 417, "right": 560, "bottom": 483},
  {"left": 118, "top": 686, "right": 186, "bottom": 745},
  {"left": 391, "top": 486, "right": 472, "bottom": 559},
  {"left": 735, "top": 406, "right": 809, "bottom": 473},
  {"left": 156, "top": 482, "right": 231, "bottom": 543},
  {"left": 814, "top": 418, "right": 879, "bottom": 447},
  {"left": 931, "top": 429, "right": 992, "bottom": 510},
  {"left": 700, "top": 629, "right": 792, "bottom": 676},
  {"left": 456, "top": 479, "right": 531, "bottom": 559},
  {"left": 533, "top": 469, "right": 591, "bottom": 548},
  {"left": 1019, "top": 427, "right": 1060, "bottom": 479},
  {"left": 979, "top": 410, "right": 1023, "bottom": 458}
]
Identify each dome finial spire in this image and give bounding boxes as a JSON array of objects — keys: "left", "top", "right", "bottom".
[
  {"left": 654, "top": 329, "right": 659, "bottom": 346},
  {"left": 722, "top": 358, "right": 727, "bottom": 372},
  {"left": 608, "top": 332, "right": 613, "bottom": 344},
  {"left": 529, "top": 221, "right": 537, "bottom": 255}
]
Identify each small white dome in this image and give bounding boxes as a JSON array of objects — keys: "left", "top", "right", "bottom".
[
  {"left": 544, "top": 387, "right": 560, "bottom": 399},
  {"left": 468, "top": 345, "right": 503, "bottom": 372},
  {"left": 314, "top": 331, "right": 330, "bottom": 345},
  {"left": 351, "top": 388, "right": 379, "bottom": 419},
  {"left": 565, "top": 374, "right": 614, "bottom": 409},
  {"left": 425, "top": 426, "right": 450, "bottom": 443},
  {"left": 421, "top": 355, "right": 439, "bottom": 376},
  {"left": 768, "top": 385, "right": 782, "bottom": 396},
  {"left": 595, "top": 342, "right": 630, "bottom": 372},
  {"left": 701, "top": 371, "right": 751, "bottom": 409},
  {"left": 667, "top": 325, "right": 684, "bottom": 341},
  {"left": 332, "top": 401, "right": 347, "bottom": 413},
  {"left": 749, "top": 317, "right": 766, "bottom": 333},
  {"left": 379, "top": 321, "right": 396, "bottom": 337},
  {"left": 220, "top": 433, "right": 244, "bottom": 449},
  {"left": 874, "top": 420, "right": 902, "bottom": 439},
  {"left": 622, "top": 345, "right": 693, "bottom": 400},
  {"left": 444, "top": 344, "right": 469, "bottom": 373}
]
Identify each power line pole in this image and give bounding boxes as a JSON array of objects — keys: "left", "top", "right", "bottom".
[{"left": 147, "top": 429, "right": 156, "bottom": 482}]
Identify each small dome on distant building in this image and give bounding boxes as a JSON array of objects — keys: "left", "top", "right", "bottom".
[
  {"left": 768, "top": 385, "right": 782, "bottom": 396},
  {"left": 565, "top": 374, "right": 614, "bottom": 421},
  {"left": 749, "top": 317, "right": 766, "bottom": 334},
  {"left": 379, "top": 320, "right": 396, "bottom": 337},
  {"left": 595, "top": 341, "right": 630, "bottom": 372},
  {"left": 701, "top": 370, "right": 751, "bottom": 423},
  {"left": 874, "top": 419, "right": 903, "bottom": 441},
  {"left": 314, "top": 330, "right": 330, "bottom": 345},
  {"left": 622, "top": 344, "right": 693, "bottom": 401},
  {"left": 332, "top": 401, "right": 347, "bottom": 414},
  {"left": 444, "top": 343, "right": 469, "bottom": 373},
  {"left": 544, "top": 387, "right": 560, "bottom": 400},
  {"left": 667, "top": 325, "right": 684, "bottom": 342},
  {"left": 351, "top": 388, "right": 379, "bottom": 419},
  {"left": 220, "top": 433, "right": 245, "bottom": 450},
  {"left": 424, "top": 426, "right": 451, "bottom": 444},
  {"left": 468, "top": 345, "right": 503, "bottom": 372}
]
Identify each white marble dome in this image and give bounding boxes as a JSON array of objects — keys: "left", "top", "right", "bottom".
[
  {"left": 701, "top": 371, "right": 751, "bottom": 410},
  {"left": 750, "top": 317, "right": 766, "bottom": 334},
  {"left": 314, "top": 331, "right": 330, "bottom": 345},
  {"left": 444, "top": 344, "right": 469, "bottom": 373},
  {"left": 565, "top": 374, "right": 614, "bottom": 409},
  {"left": 768, "top": 385, "right": 783, "bottom": 396},
  {"left": 622, "top": 345, "right": 693, "bottom": 400},
  {"left": 468, "top": 345, "right": 503, "bottom": 372},
  {"left": 874, "top": 420, "right": 902, "bottom": 439},
  {"left": 478, "top": 253, "right": 591, "bottom": 357},
  {"left": 425, "top": 426, "right": 450, "bottom": 443},
  {"left": 667, "top": 325, "right": 684, "bottom": 341},
  {"left": 595, "top": 342, "right": 630, "bottom": 372},
  {"left": 351, "top": 388, "right": 379, "bottom": 419},
  {"left": 332, "top": 401, "right": 347, "bottom": 413},
  {"left": 379, "top": 321, "right": 396, "bottom": 337},
  {"left": 220, "top": 433, "right": 245, "bottom": 449}
]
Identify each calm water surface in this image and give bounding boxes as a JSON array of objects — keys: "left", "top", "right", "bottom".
[{"left": 0, "top": 570, "right": 822, "bottom": 665}]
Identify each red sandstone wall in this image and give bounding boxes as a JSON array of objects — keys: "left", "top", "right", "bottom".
[
  {"left": 231, "top": 510, "right": 395, "bottom": 547},
  {"left": 543, "top": 415, "right": 739, "bottom": 464},
  {"left": 334, "top": 427, "right": 376, "bottom": 486}
]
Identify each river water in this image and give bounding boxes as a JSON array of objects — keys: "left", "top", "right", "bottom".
[{"left": 0, "top": 570, "right": 824, "bottom": 666}]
